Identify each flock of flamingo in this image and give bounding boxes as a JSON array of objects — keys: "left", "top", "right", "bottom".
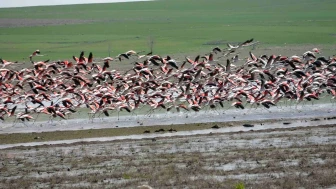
[{"left": 0, "top": 38, "right": 336, "bottom": 126}]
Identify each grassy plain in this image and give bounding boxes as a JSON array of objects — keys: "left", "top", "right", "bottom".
[{"left": 0, "top": 0, "right": 335, "bottom": 61}]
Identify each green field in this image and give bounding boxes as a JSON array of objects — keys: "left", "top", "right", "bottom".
[{"left": 0, "top": 0, "right": 335, "bottom": 61}]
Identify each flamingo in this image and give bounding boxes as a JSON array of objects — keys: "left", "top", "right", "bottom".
[
  {"left": 116, "top": 53, "right": 129, "bottom": 61},
  {"left": 0, "top": 39, "right": 335, "bottom": 126},
  {"left": 0, "top": 58, "right": 17, "bottom": 67}
]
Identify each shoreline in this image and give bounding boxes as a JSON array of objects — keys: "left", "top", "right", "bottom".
[
  {"left": 1, "top": 122, "right": 336, "bottom": 150},
  {"left": 1, "top": 102, "right": 335, "bottom": 134},
  {"left": 1, "top": 102, "right": 336, "bottom": 148}
]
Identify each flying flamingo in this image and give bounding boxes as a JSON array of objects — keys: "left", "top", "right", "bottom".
[{"left": 0, "top": 39, "right": 335, "bottom": 127}]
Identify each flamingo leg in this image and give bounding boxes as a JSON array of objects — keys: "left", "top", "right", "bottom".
[
  {"left": 12, "top": 119, "right": 18, "bottom": 127},
  {"left": 33, "top": 113, "right": 40, "bottom": 125}
]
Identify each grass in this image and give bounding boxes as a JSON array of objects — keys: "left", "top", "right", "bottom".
[
  {"left": 235, "top": 182, "right": 245, "bottom": 189},
  {"left": 0, "top": 0, "right": 335, "bottom": 61}
]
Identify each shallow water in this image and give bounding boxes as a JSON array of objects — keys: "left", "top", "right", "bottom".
[
  {"left": 1, "top": 112, "right": 336, "bottom": 149},
  {"left": 1, "top": 103, "right": 336, "bottom": 149},
  {"left": 1, "top": 103, "right": 336, "bottom": 134}
]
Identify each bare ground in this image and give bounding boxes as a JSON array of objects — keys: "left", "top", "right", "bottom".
[{"left": 1, "top": 123, "right": 336, "bottom": 189}]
